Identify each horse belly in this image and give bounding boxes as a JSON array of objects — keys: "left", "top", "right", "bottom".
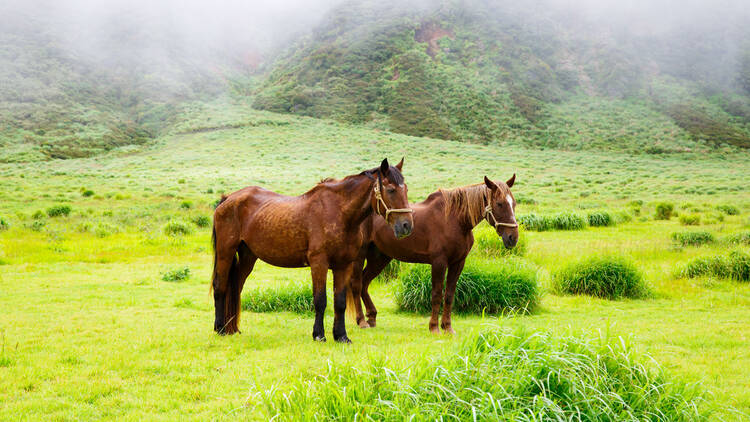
[{"left": 244, "top": 209, "right": 310, "bottom": 268}]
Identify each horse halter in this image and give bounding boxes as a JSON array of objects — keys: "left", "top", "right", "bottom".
[
  {"left": 373, "top": 178, "right": 413, "bottom": 222},
  {"left": 483, "top": 195, "right": 519, "bottom": 228}
]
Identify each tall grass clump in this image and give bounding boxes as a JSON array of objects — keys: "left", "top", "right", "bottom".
[
  {"left": 242, "top": 282, "right": 313, "bottom": 313},
  {"left": 554, "top": 256, "right": 647, "bottom": 299},
  {"left": 46, "top": 205, "right": 71, "bottom": 217},
  {"left": 727, "top": 231, "right": 750, "bottom": 245},
  {"left": 671, "top": 231, "right": 715, "bottom": 247},
  {"left": 163, "top": 220, "right": 193, "bottom": 236},
  {"left": 679, "top": 214, "right": 701, "bottom": 226},
  {"left": 587, "top": 211, "right": 614, "bottom": 227},
  {"left": 472, "top": 226, "right": 527, "bottom": 257},
  {"left": 654, "top": 202, "right": 674, "bottom": 220},
  {"left": 252, "top": 328, "right": 709, "bottom": 421},
  {"left": 394, "top": 258, "right": 538, "bottom": 314},
  {"left": 374, "top": 260, "right": 402, "bottom": 283},
  {"left": 716, "top": 204, "right": 740, "bottom": 215},
  {"left": 679, "top": 251, "right": 750, "bottom": 282},
  {"left": 0, "top": 217, "right": 9, "bottom": 231},
  {"left": 518, "top": 212, "right": 586, "bottom": 231},
  {"left": 192, "top": 215, "right": 210, "bottom": 228}
]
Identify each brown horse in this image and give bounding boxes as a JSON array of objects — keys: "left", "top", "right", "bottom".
[
  {"left": 211, "top": 159, "right": 413, "bottom": 343},
  {"left": 348, "top": 175, "right": 517, "bottom": 334}
]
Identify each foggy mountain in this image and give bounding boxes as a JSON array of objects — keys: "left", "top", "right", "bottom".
[{"left": 1, "top": 0, "right": 749, "bottom": 161}]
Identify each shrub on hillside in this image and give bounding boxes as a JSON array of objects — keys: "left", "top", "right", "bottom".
[
  {"left": 180, "top": 201, "right": 193, "bottom": 210},
  {"left": 554, "top": 256, "right": 647, "bottom": 299},
  {"left": 161, "top": 267, "right": 191, "bottom": 282},
  {"left": 654, "top": 202, "right": 674, "bottom": 220},
  {"left": 679, "top": 251, "right": 749, "bottom": 282},
  {"left": 0, "top": 217, "right": 8, "bottom": 231},
  {"left": 587, "top": 211, "right": 614, "bottom": 227},
  {"left": 472, "top": 226, "right": 527, "bottom": 257},
  {"left": 242, "top": 283, "right": 313, "bottom": 313},
  {"left": 679, "top": 214, "right": 701, "bottom": 226},
  {"left": 671, "top": 231, "right": 715, "bottom": 247},
  {"left": 46, "top": 205, "right": 71, "bottom": 217},
  {"left": 253, "top": 328, "right": 709, "bottom": 421},
  {"left": 81, "top": 189, "right": 94, "bottom": 197},
  {"left": 163, "top": 220, "right": 193, "bottom": 236},
  {"left": 394, "top": 258, "right": 538, "bottom": 314},
  {"left": 716, "top": 204, "right": 740, "bottom": 215}
]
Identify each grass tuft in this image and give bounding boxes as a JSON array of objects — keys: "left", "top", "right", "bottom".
[
  {"left": 0, "top": 217, "right": 8, "bottom": 231},
  {"left": 587, "top": 211, "right": 614, "bottom": 227},
  {"left": 242, "top": 282, "right": 313, "bottom": 314},
  {"left": 716, "top": 204, "right": 740, "bottom": 216},
  {"left": 518, "top": 212, "right": 586, "bottom": 231},
  {"left": 679, "top": 251, "right": 750, "bottom": 282},
  {"left": 554, "top": 255, "right": 647, "bottom": 299},
  {"left": 252, "top": 328, "right": 710, "bottom": 421},
  {"left": 671, "top": 231, "right": 715, "bottom": 247},
  {"left": 655, "top": 202, "right": 674, "bottom": 220},
  {"left": 727, "top": 231, "right": 750, "bottom": 245},
  {"left": 161, "top": 267, "right": 191, "bottom": 282},
  {"left": 472, "top": 226, "right": 527, "bottom": 257},
  {"left": 192, "top": 215, "right": 211, "bottom": 228},
  {"left": 163, "top": 220, "right": 193, "bottom": 236},
  {"left": 374, "top": 260, "right": 402, "bottom": 283},
  {"left": 46, "top": 205, "right": 71, "bottom": 217},
  {"left": 394, "top": 257, "right": 539, "bottom": 314},
  {"left": 679, "top": 214, "right": 701, "bottom": 226}
]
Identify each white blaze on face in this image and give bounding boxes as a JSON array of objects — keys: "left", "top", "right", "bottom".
[{"left": 506, "top": 194, "right": 516, "bottom": 222}]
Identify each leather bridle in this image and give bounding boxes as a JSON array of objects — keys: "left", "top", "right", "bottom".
[
  {"left": 373, "top": 176, "right": 413, "bottom": 222},
  {"left": 483, "top": 195, "right": 519, "bottom": 228}
]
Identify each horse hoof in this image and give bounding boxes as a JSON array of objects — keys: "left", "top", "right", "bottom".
[
  {"left": 335, "top": 336, "right": 352, "bottom": 344},
  {"left": 429, "top": 326, "right": 440, "bottom": 335},
  {"left": 314, "top": 335, "right": 327, "bottom": 342},
  {"left": 367, "top": 319, "right": 377, "bottom": 328},
  {"left": 358, "top": 321, "right": 371, "bottom": 329},
  {"left": 443, "top": 327, "right": 455, "bottom": 335}
]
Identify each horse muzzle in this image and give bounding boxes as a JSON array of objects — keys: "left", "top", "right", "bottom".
[{"left": 393, "top": 219, "right": 413, "bottom": 239}]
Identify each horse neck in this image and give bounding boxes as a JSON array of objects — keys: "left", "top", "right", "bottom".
[
  {"left": 443, "top": 186, "right": 488, "bottom": 232},
  {"left": 328, "top": 175, "right": 375, "bottom": 228}
]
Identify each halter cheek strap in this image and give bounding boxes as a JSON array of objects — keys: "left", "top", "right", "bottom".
[
  {"left": 373, "top": 180, "right": 413, "bottom": 221},
  {"left": 484, "top": 198, "right": 519, "bottom": 228}
]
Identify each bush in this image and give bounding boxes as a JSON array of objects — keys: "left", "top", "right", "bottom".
[
  {"left": 394, "top": 258, "right": 539, "bottom": 314},
  {"left": 727, "top": 231, "right": 750, "bottom": 245},
  {"left": 587, "top": 211, "right": 614, "bottom": 227},
  {"left": 680, "top": 251, "right": 750, "bottom": 282},
  {"left": 180, "top": 201, "right": 193, "bottom": 210},
  {"left": 242, "top": 282, "right": 313, "bottom": 313},
  {"left": 671, "top": 231, "right": 715, "bottom": 247},
  {"left": 716, "top": 204, "right": 740, "bottom": 215},
  {"left": 679, "top": 214, "right": 701, "bottom": 226},
  {"left": 161, "top": 267, "right": 191, "bottom": 282},
  {"left": 192, "top": 215, "right": 211, "bottom": 228},
  {"left": 0, "top": 217, "right": 8, "bottom": 231},
  {"left": 252, "top": 328, "right": 708, "bottom": 421},
  {"left": 32, "top": 210, "right": 45, "bottom": 220},
  {"left": 554, "top": 256, "right": 647, "bottom": 299},
  {"left": 46, "top": 205, "right": 71, "bottom": 217},
  {"left": 163, "top": 220, "right": 193, "bottom": 236},
  {"left": 82, "top": 190, "right": 94, "bottom": 197},
  {"left": 654, "top": 202, "right": 674, "bottom": 220},
  {"left": 29, "top": 220, "right": 45, "bottom": 231},
  {"left": 472, "top": 226, "right": 527, "bottom": 257},
  {"left": 518, "top": 212, "right": 586, "bottom": 231}
]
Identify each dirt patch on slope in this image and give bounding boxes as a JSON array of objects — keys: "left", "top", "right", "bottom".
[{"left": 415, "top": 22, "right": 455, "bottom": 58}]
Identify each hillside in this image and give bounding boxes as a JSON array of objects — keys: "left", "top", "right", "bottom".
[{"left": 252, "top": 0, "right": 750, "bottom": 152}]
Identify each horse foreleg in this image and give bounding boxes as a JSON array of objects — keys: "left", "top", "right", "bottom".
[
  {"left": 309, "top": 254, "right": 328, "bottom": 342},
  {"left": 429, "top": 262, "right": 447, "bottom": 334},
  {"left": 332, "top": 263, "right": 353, "bottom": 343},
  {"left": 441, "top": 259, "right": 465, "bottom": 335},
  {"left": 360, "top": 250, "right": 392, "bottom": 328}
]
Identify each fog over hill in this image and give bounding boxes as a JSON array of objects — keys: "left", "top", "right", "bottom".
[{"left": 1, "top": 0, "right": 749, "bottom": 161}]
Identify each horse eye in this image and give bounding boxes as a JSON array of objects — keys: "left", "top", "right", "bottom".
[
  {"left": 497, "top": 201, "right": 503, "bottom": 207},
  {"left": 387, "top": 188, "right": 396, "bottom": 194}
]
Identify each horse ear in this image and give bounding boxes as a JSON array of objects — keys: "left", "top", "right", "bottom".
[
  {"left": 506, "top": 173, "right": 516, "bottom": 188},
  {"left": 484, "top": 176, "right": 498, "bottom": 191},
  {"left": 395, "top": 157, "right": 404, "bottom": 171},
  {"left": 380, "top": 158, "right": 389, "bottom": 175}
]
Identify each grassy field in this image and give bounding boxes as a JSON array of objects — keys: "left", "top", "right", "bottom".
[{"left": 1, "top": 100, "right": 749, "bottom": 420}]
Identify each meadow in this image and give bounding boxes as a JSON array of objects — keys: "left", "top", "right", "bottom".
[{"left": 1, "top": 99, "right": 749, "bottom": 420}]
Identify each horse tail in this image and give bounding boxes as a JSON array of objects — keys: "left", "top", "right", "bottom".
[{"left": 346, "top": 284, "right": 358, "bottom": 324}]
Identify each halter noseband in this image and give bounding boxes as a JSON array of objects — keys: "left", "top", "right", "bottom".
[
  {"left": 373, "top": 177, "right": 413, "bottom": 222},
  {"left": 483, "top": 195, "right": 519, "bottom": 229}
]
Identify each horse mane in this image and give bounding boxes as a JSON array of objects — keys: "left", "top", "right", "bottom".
[
  {"left": 439, "top": 183, "right": 490, "bottom": 226},
  {"left": 310, "top": 166, "right": 404, "bottom": 194}
]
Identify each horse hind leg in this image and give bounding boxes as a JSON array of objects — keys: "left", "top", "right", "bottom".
[
  {"left": 226, "top": 242, "right": 257, "bottom": 335},
  {"left": 360, "top": 250, "right": 392, "bottom": 328},
  {"left": 212, "top": 247, "right": 238, "bottom": 335}
]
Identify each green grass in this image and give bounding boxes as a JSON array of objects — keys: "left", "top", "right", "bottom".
[
  {"left": 161, "top": 266, "right": 191, "bottom": 282},
  {"left": 472, "top": 225, "right": 527, "bottom": 257},
  {"left": 0, "top": 103, "right": 749, "bottom": 420},
  {"left": 588, "top": 211, "right": 615, "bottom": 227},
  {"left": 241, "top": 281, "right": 314, "bottom": 314},
  {"left": 518, "top": 212, "right": 587, "bottom": 231},
  {"left": 679, "top": 250, "right": 750, "bottom": 282},
  {"left": 394, "top": 257, "right": 539, "bottom": 314},
  {"left": 554, "top": 255, "right": 648, "bottom": 299}
]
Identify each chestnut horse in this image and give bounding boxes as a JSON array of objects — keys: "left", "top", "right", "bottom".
[
  {"left": 348, "top": 175, "right": 517, "bottom": 334},
  {"left": 211, "top": 159, "right": 413, "bottom": 343}
]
